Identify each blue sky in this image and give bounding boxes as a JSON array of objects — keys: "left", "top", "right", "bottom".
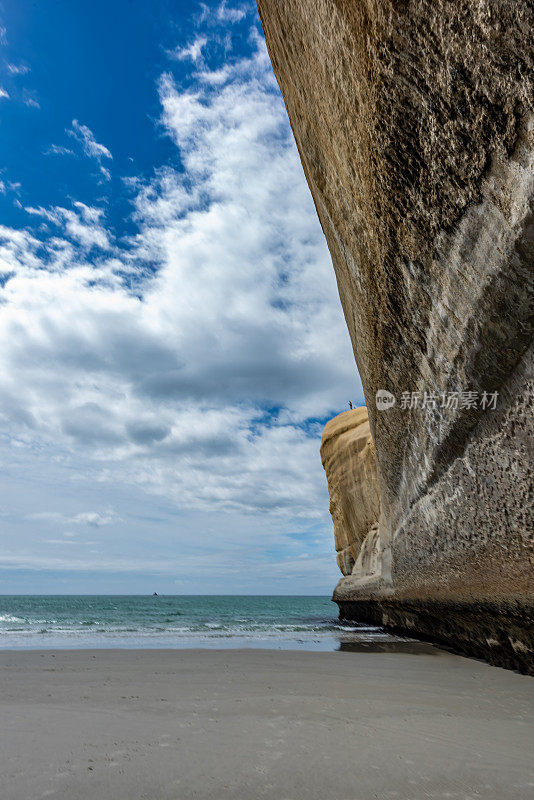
[{"left": 0, "top": 0, "right": 364, "bottom": 594}]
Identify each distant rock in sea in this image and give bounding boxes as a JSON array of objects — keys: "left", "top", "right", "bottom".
[{"left": 258, "top": 0, "right": 533, "bottom": 672}]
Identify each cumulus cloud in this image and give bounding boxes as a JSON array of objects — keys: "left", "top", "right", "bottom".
[
  {"left": 0, "top": 28, "right": 361, "bottom": 521},
  {"left": 0, "top": 15, "right": 363, "bottom": 583}
]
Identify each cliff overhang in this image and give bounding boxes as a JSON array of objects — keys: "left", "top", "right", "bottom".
[{"left": 258, "top": 0, "right": 533, "bottom": 672}]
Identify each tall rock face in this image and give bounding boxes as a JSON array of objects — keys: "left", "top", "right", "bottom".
[
  {"left": 320, "top": 408, "right": 380, "bottom": 577},
  {"left": 258, "top": 0, "right": 534, "bottom": 672}
]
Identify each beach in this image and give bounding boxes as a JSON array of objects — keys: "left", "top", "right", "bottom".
[{"left": 1, "top": 647, "right": 532, "bottom": 800}]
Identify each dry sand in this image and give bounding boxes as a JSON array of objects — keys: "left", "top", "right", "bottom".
[{"left": 1, "top": 647, "right": 532, "bottom": 800}]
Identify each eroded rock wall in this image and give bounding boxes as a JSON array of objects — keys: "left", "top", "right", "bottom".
[
  {"left": 320, "top": 408, "right": 380, "bottom": 576},
  {"left": 258, "top": 0, "right": 534, "bottom": 671}
]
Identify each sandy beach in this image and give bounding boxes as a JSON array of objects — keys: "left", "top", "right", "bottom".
[{"left": 1, "top": 647, "right": 532, "bottom": 800}]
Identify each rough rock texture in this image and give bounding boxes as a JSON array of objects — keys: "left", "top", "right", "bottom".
[
  {"left": 258, "top": 0, "right": 534, "bottom": 672},
  {"left": 320, "top": 408, "right": 380, "bottom": 576}
]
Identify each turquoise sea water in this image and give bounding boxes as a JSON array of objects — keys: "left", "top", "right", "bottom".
[{"left": 0, "top": 595, "right": 404, "bottom": 650}]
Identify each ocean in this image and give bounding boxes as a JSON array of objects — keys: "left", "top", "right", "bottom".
[{"left": 0, "top": 595, "right": 406, "bottom": 651}]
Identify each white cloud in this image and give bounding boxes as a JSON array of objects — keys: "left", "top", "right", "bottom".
[
  {"left": 67, "top": 119, "right": 112, "bottom": 180},
  {"left": 24, "top": 202, "right": 111, "bottom": 250},
  {"left": 173, "top": 35, "right": 208, "bottom": 63},
  {"left": 29, "top": 510, "right": 121, "bottom": 527},
  {"left": 0, "top": 23, "right": 362, "bottom": 583},
  {"left": 199, "top": 1, "right": 249, "bottom": 24},
  {"left": 0, "top": 88, "right": 9, "bottom": 100},
  {"left": 6, "top": 62, "right": 30, "bottom": 75},
  {"left": 23, "top": 95, "right": 40, "bottom": 109},
  {"left": 217, "top": 2, "right": 248, "bottom": 23},
  {"left": 44, "top": 144, "right": 75, "bottom": 156},
  {"left": 69, "top": 119, "right": 112, "bottom": 161},
  {"left": 0, "top": 31, "right": 361, "bottom": 519}
]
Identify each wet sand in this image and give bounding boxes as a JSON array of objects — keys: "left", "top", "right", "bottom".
[{"left": 1, "top": 647, "right": 532, "bottom": 799}]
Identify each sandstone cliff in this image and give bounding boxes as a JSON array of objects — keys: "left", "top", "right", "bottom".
[
  {"left": 258, "top": 0, "right": 533, "bottom": 672},
  {"left": 320, "top": 408, "right": 380, "bottom": 577}
]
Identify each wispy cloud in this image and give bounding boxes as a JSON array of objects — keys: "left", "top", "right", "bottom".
[
  {"left": 67, "top": 119, "right": 112, "bottom": 180},
  {"left": 199, "top": 1, "right": 249, "bottom": 25},
  {"left": 216, "top": 1, "right": 248, "bottom": 23},
  {"left": 22, "top": 92, "right": 40, "bottom": 109},
  {"left": 29, "top": 510, "right": 121, "bottom": 527},
  {"left": 172, "top": 34, "right": 207, "bottom": 63},
  {"left": 44, "top": 144, "right": 75, "bottom": 157},
  {"left": 6, "top": 62, "right": 30, "bottom": 75},
  {"left": 69, "top": 119, "right": 112, "bottom": 161},
  {"left": 25, "top": 201, "right": 111, "bottom": 250},
  {"left": 0, "top": 88, "right": 9, "bottom": 100}
]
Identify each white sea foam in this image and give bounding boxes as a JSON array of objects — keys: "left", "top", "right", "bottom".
[{"left": 0, "top": 596, "right": 408, "bottom": 651}]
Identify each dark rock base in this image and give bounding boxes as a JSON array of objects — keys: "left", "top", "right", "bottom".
[{"left": 336, "top": 599, "right": 534, "bottom": 675}]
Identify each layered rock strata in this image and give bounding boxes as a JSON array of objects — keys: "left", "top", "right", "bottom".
[{"left": 258, "top": 0, "right": 534, "bottom": 672}]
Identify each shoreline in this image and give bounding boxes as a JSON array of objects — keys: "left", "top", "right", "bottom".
[
  {"left": 0, "top": 639, "right": 442, "bottom": 654},
  {"left": 335, "top": 597, "right": 534, "bottom": 675},
  {"left": 2, "top": 647, "right": 532, "bottom": 799}
]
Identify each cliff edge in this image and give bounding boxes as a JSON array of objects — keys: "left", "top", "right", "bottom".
[
  {"left": 320, "top": 409, "right": 380, "bottom": 578},
  {"left": 258, "top": 0, "right": 533, "bottom": 672}
]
